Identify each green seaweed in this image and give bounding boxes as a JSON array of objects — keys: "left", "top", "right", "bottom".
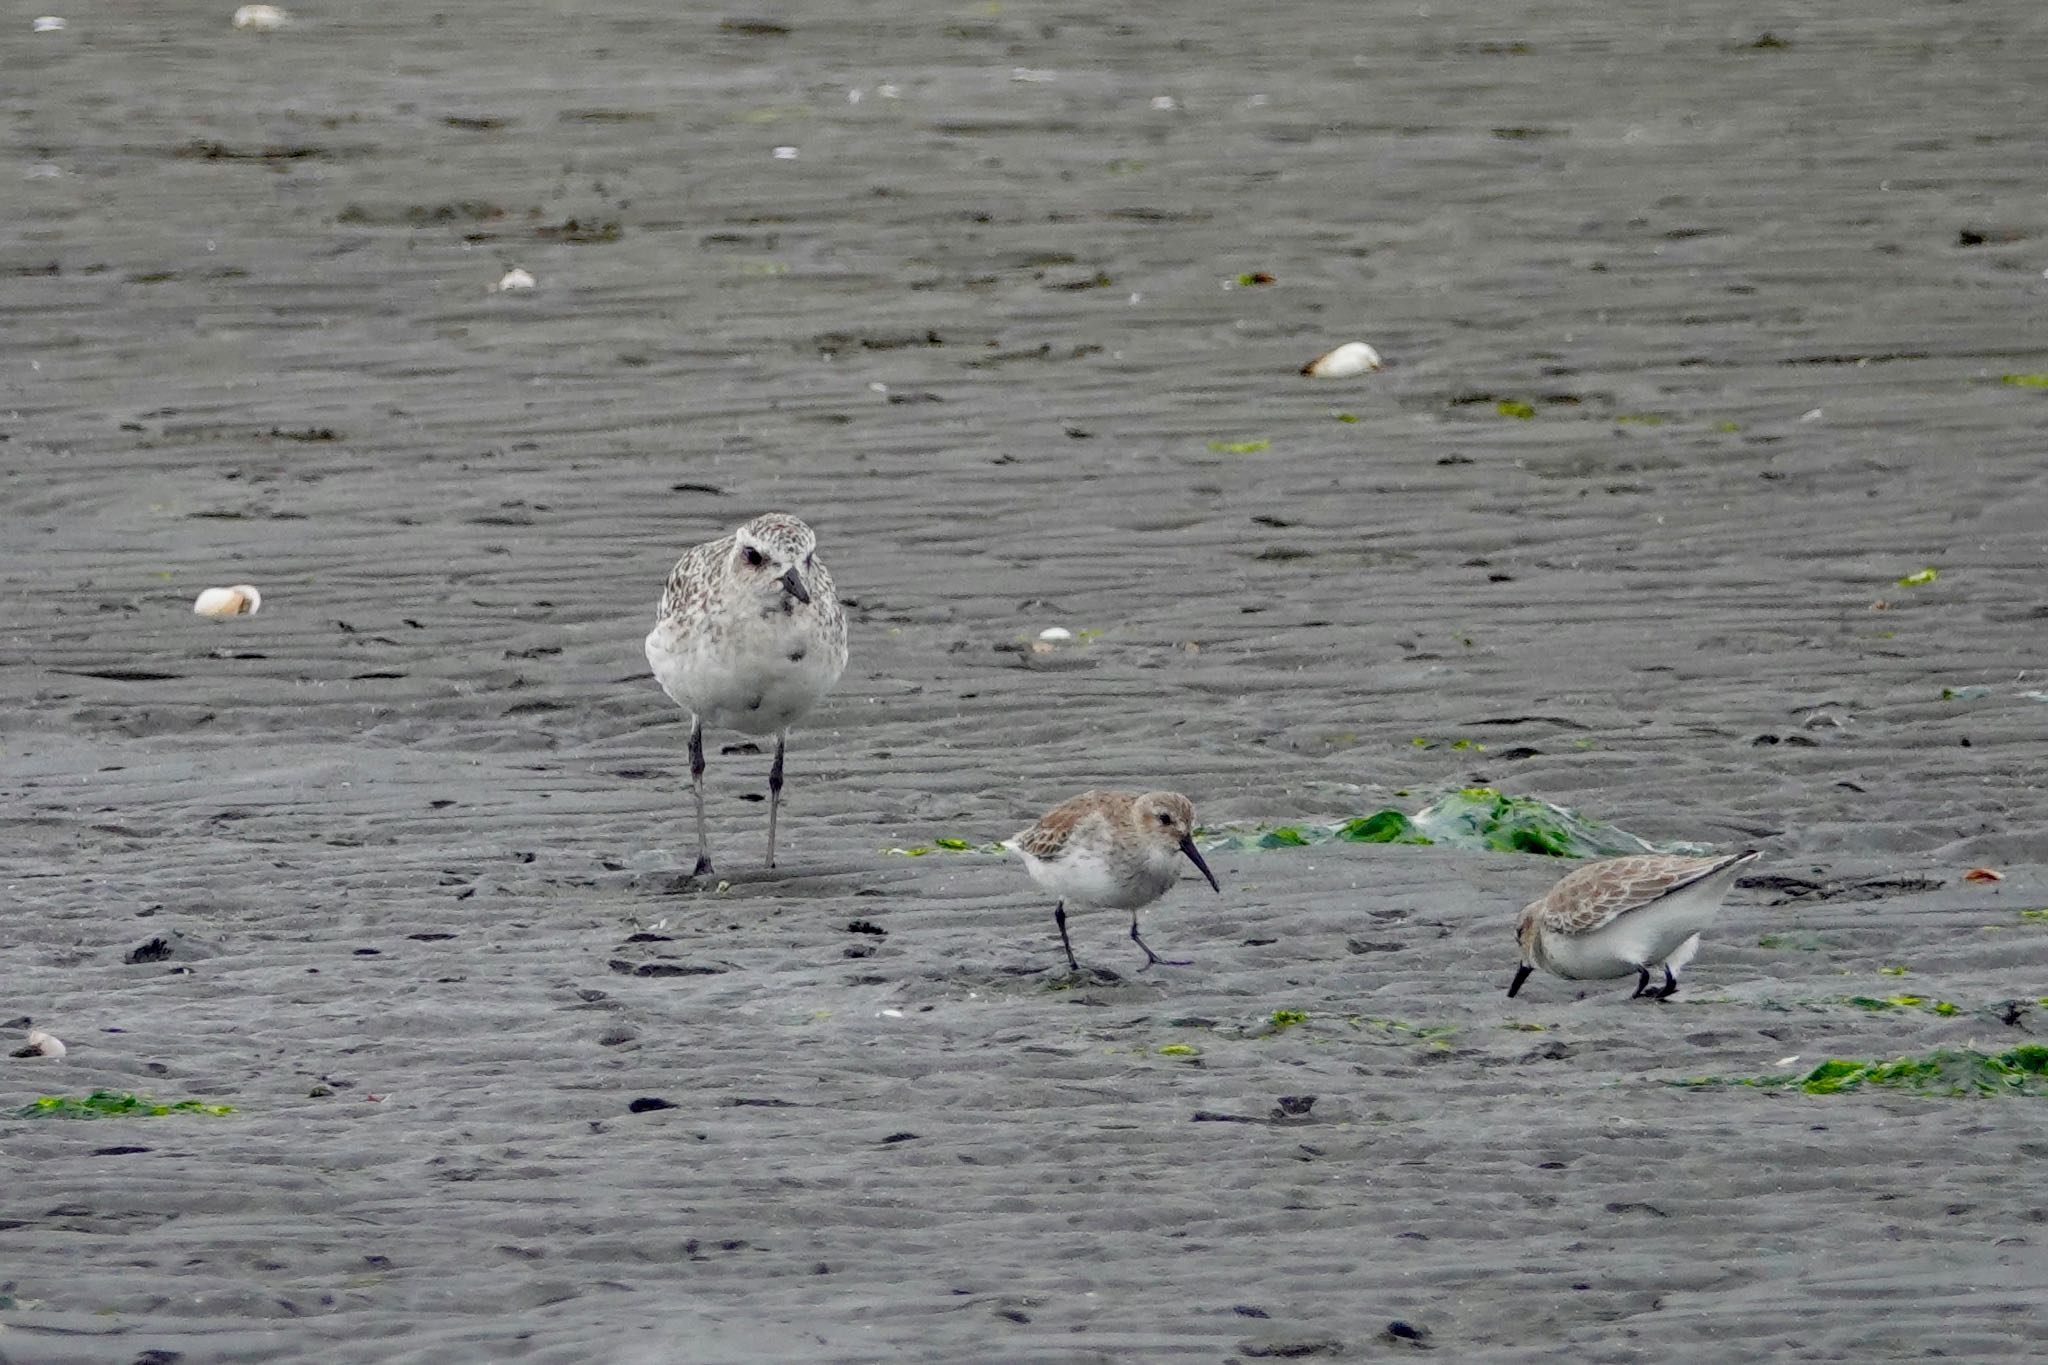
[
  {"left": 2001, "top": 373, "right": 2048, "bottom": 388},
  {"left": 1268, "top": 1010, "right": 1310, "bottom": 1031},
  {"left": 1757, "top": 933, "right": 1824, "bottom": 951},
  {"left": 21, "top": 1090, "right": 235, "bottom": 1119},
  {"left": 2017, "top": 909, "right": 2048, "bottom": 922},
  {"left": 1333, "top": 412, "right": 1359, "bottom": 423},
  {"left": 1350, "top": 1015, "right": 1456, "bottom": 1042},
  {"left": 1843, "top": 995, "right": 1959, "bottom": 1016},
  {"left": 1676, "top": 1046, "right": 2048, "bottom": 1097},
  {"left": 1199, "top": 788, "right": 1687, "bottom": 858},
  {"left": 1157, "top": 1043, "right": 1200, "bottom": 1057},
  {"left": 1334, "top": 811, "right": 1420, "bottom": 844},
  {"left": 1208, "top": 438, "right": 1271, "bottom": 454},
  {"left": 884, "top": 837, "right": 1002, "bottom": 856},
  {"left": 1496, "top": 399, "right": 1536, "bottom": 420},
  {"left": 1897, "top": 567, "right": 1938, "bottom": 587}
]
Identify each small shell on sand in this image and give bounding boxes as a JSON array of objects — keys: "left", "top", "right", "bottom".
[
  {"left": 1037, "top": 626, "right": 1073, "bottom": 642},
  {"left": 33, "top": 16, "right": 66, "bottom": 32},
  {"left": 493, "top": 267, "right": 536, "bottom": 292},
  {"left": 1301, "top": 341, "right": 1383, "bottom": 378},
  {"left": 20, "top": 1029, "right": 66, "bottom": 1059},
  {"left": 232, "top": 5, "right": 289, "bottom": 30},
  {"left": 193, "top": 584, "right": 262, "bottom": 618}
]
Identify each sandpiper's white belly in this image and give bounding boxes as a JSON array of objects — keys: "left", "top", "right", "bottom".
[
  {"left": 1541, "top": 881, "right": 1722, "bottom": 980},
  {"left": 645, "top": 617, "right": 841, "bottom": 736},
  {"left": 1008, "top": 845, "right": 1178, "bottom": 911}
]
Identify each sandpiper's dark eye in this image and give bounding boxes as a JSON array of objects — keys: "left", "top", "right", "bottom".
[
  {"left": 1157, "top": 811, "right": 1173, "bottom": 826},
  {"left": 741, "top": 547, "right": 764, "bottom": 568}
]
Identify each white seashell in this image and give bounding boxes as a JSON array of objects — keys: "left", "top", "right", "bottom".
[
  {"left": 232, "top": 5, "right": 289, "bottom": 30},
  {"left": 1776, "top": 1056, "right": 1800, "bottom": 1067},
  {"left": 1011, "top": 68, "right": 1057, "bottom": 83},
  {"left": 193, "top": 584, "right": 261, "bottom": 618},
  {"left": 1150, "top": 95, "right": 1177, "bottom": 111},
  {"left": 492, "top": 267, "right": 536, "bottom": 292},
  {"left": 33, "top": 16, "right": 66, "bottom": 32},
  {"left": 1301, "top": 341, "right": 1384, "bottom": 379},
  {"left": 27, "top": 1029, "right": 66, "bottom": 1059},
  {"left": 1037, "top": 626, "right": 1073, "bottom": 642},
  {"left": 876, "top": 83, "right": 901, "bottom": 99},
  {"left": 771, "top": 145, "right": 798, "bottom": 160}
]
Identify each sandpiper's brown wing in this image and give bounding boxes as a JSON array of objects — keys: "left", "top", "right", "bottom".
[
  {"left": 1540, "top": 852, "right": 1751, "bottom": 936},
  {"left": 1008, "top": 790, "right": 1131, "bottom": 860}
]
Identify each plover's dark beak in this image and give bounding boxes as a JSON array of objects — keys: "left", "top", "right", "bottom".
[
  {"left": 1507, "top": 964, "right": 1534, "bottom": 998},
  {"left": 778, "top": 567, "right": 811, "bottom": 604},
  {"left": 1178, "top": 837, "right": 1221, "bottom": 893}
]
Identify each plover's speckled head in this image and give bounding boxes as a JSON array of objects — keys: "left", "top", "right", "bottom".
[
  {"left": 729, "top": 513, "right": 826, "bottom": 603},
  {"left": 734, "top": 513, "right": 818, "bottom": 569}
]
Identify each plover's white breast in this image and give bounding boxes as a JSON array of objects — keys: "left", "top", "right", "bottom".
[{"left": 647, "top": 611, "right": 843, "bottom": 735}]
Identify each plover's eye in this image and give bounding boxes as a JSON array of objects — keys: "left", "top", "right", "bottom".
[{"left": 741, "top": 547, "right": 764, "bottom": 568}]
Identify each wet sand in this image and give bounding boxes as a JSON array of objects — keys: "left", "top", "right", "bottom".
[{"left": 5, "top": 2, "right": 2048, "bottom": 1360}]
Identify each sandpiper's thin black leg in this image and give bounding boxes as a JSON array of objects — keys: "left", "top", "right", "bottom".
[
  {"left": 765, "top": 731, "right": 786, "bottom": 869},
  {"left": 1628, "top": 966, "right": 1653, "bottom": 999},
  {"left": 1053, "top": 902, "right": 1079, "bottom": 972},
  {"left": 1131, "top": 915, "right": 1191, "bottom": 969},
  {"left": 688, "top": 718, "right": 712, "bottom": 876},
  {"left": 1657, "top": 964, "right": 1679, "bottom": 1001}
]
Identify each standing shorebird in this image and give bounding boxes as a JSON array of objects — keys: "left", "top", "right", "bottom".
[
  {"left": 1507, "top": 849, "right": 1762, "bottom": 1001},
  {"left": 1003, "top": 790, "right": 1221, "bottom": 974},
  {"left": 644, "top": 513, "right": 847, "bottom": 876}
]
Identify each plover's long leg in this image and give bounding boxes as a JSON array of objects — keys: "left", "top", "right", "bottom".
[
  {"left": 765, "top": 731, "right": 786, "bottom": 869},
  {"left": 1052, "top": 902, "right": 1080, "bottom": 972},
  {"left": 1131, "top": 914, "right": 1190, "bottom": 969},
  {"left": 689, "top": 717, "right": 712, "bottom": 876},
  {"left": 1628, "top": 965, "right": 1654, "bottom": 999},
  {"left": 1656, "top": 964, "right": 1680, "bottom": 1001}
]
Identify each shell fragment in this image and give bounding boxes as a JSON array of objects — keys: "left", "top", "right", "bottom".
[
  {"left": 232, "top": 5, "right": 289, "bottom": 31},
  {"left": 1301, "top": 341, "right": 1384, "bottom": 379},
  {"left": 19, "top": 1029, "right": 66, "bottom": 1059},
  {"left": 492, "top": 267, "right": 537, "bottom": 292},
  {"left": 194, "top": 584, "right": 262, "bottom": 618}
]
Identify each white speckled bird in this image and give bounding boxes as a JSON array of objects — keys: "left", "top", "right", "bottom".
[
  {"left": 1508, "top": 849, "right": 1762, "bottom": 1001},
  {"left": 1003, "top": 790, "right": 1221, "bottom": 973},
  {"left": 644, "top": 513, "right": 847, "bottom": 875}
]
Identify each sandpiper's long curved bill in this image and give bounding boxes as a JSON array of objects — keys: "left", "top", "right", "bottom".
[
  {"left": 1507, "top": 964, "right": 1534, "bottom": 998},
  {"left": 778, "top": 567, "right": 811, "bottom": 603},
  {"left": 1179, "top": 837, "right": 1221, "bottom": 892}
]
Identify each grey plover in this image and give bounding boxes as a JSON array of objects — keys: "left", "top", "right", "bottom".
[
  {"left": 1003, "top": 790, "right": 1221, "bottom": 973},
  {"left": 1507, "top": 849, "right": 1761, "bottom": 1001},
  {"left": 644, "top": 513, "right": 847, "bottom": 875}
]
